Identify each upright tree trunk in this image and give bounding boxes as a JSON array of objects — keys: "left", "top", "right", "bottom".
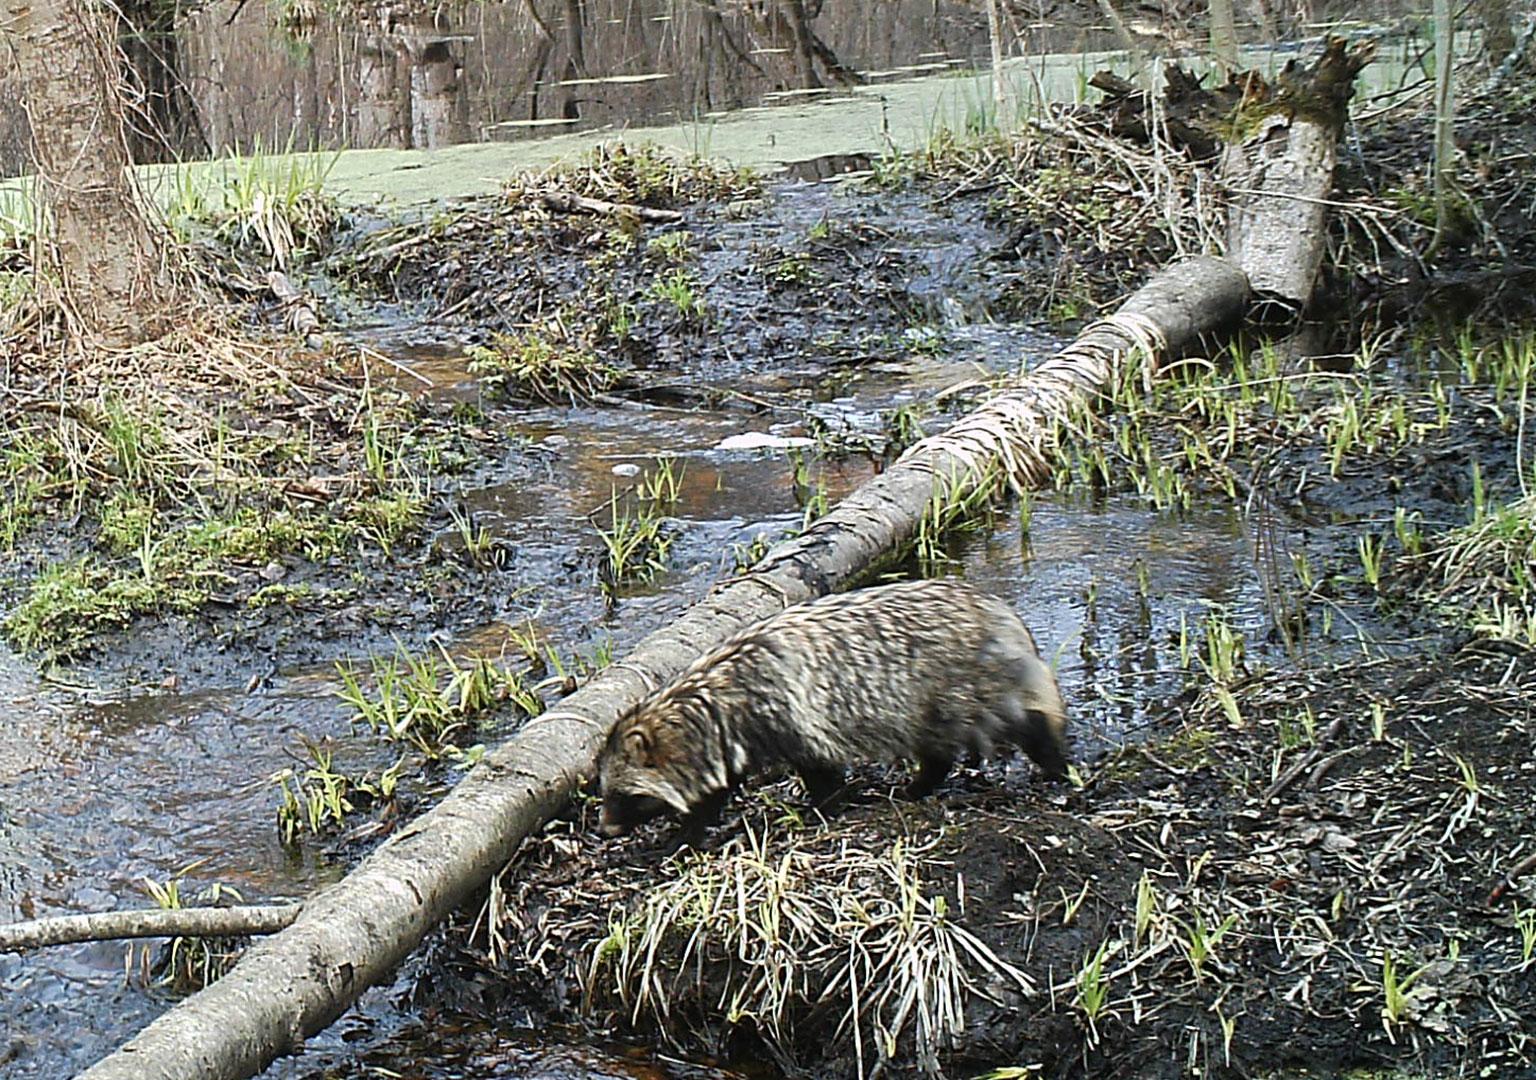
[
  {"left": 1477, "top": 0, "right": 1515, "bottom": 62},
  {"left": 1208, "top": 0, "right": 1239, "bottom": 75},
  {"left": 985, "top": 0, "right": 1010, "bottom": 119},
  {"left": 400, "top": 21, "right": 465, "bottom": 148},
  {"left": 118, "top": 0, "right": 205, "bottom": 164},
  {"left": 1429, "top": 0, "right": 1456, "bottom": 256},
  {"left": 355, "top": 21, "right": 408, "bottom": 149},
  {"left": 9, "top": 0, "right": 175, "bottom": 346},
  {"left": 1223, "top": 37, "right": 1374, "bottom": 309}
]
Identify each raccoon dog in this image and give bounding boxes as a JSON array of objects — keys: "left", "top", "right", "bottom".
[{"left": 598, "top": 578, "right": 1069, "bottom": 844}]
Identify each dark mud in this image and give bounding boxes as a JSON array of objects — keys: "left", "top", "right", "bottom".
[
  {"left": 1329, "top": 86, "right": 1536, "bottom": 327},
  {"left": 463, "top": 599, "right": 1535, "bottom": 1080}
]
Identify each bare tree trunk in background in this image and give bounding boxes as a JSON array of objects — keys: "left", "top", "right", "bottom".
[
  {"left": 355, "top": 20, "right": 408, "bottom": 148},
  {"left": 118, "top": 0, "right": 205, "bottom": 163},
  {"left": 985, "top": 0, "right": 1010, "bottom": 119},
  {"left": 1208, "top": 0, "right": 1239, "bottom": 74},
  {"left": 561, "top": 0, "right": 585, "bottom": 74},
  {"left": 1429, "top": 0, "right": 1455, "bottom": 257},
  {"left": 1477, "top": 0, "right": 1515, "bottom": 61},
  {"left": 559, "top": 0, "right": 585, "bottom": 118},
  {"left": 400, "top": 21, "right": 465, "bottom": 148},
  {"left": 1098, "top": 0, "right": 1151, "bottom": 87},
  {"left": 1248, "top": 0, "right": 1277, "bottom": 43},
  {"left": 8, "top": 0, "right": 177, "bottom": 346},
  {"left": 201, "top": 22, "right": 231, "bottom": 154},
  {"left": 293, "top": 44, "right": 320, "bottom": 148},
  {"left": 782, "top": 0, "right": 825, "bottom": 88}
]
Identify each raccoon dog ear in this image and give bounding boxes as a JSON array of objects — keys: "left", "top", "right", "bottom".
[{"left": 624, "top": 727, "right": 652, "bottom": 763}]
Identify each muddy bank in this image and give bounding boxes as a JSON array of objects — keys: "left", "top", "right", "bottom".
[{"left": 460, "top": 634, "right": 1534, "bottom": 1079}]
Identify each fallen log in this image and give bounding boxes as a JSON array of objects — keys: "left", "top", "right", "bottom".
[
  {"left": 78, "top": 256, "right": 1245, "bottom": 1080},
  {"left": 0, "top": 904, "right": 300, "bottom": 953}
]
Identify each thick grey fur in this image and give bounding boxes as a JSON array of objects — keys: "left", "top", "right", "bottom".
[{"left": 598, "top": 578, "right": 1070, "bottom": 844}]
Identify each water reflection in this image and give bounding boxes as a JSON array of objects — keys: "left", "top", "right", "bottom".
[
  {"left": 193, "top": 0, "right": 994, "bottom": 154},
  {"left": 1, "top": 0, "right": 1429, "bottom": 177}
]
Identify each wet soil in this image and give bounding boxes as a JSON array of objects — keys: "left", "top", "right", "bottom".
[
  {"left": 471, "top": 637, "right": 1536, "bottom": 1079},
  {"left": 1328, "top": 87, "right": 1536, "bottom": 327}
]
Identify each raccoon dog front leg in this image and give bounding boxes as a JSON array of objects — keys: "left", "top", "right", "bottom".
[
  {"left": 906, "top": 751, "right": 955, "bottom": 799},
  {"left": 667, "top": 788, "right": 730, "bottom": 854}
]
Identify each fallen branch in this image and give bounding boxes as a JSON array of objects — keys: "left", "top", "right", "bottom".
[
  {"left": 1488, "top": 849, "right": 1536, "bottom": 905},
  {"left": 539, "top": 191, "right": 683, "bottom": 223},
  {"left": 0, "top": 904, "right": 300, "bottom": 953},
  {"left": 266, "top": 270, "right": 323, "bottom": 350},
  {"left": 1262, "top": 711, "right": 1348, "bottom": 803}
]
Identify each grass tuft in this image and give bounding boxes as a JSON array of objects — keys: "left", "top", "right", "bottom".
[{"left": 587, "top": 828, "right": 1033, "bottom": 1076}]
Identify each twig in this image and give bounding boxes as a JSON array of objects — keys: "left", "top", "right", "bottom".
[
  {"left": 539, "top": 191, "right": 683, "bottom": 223},
  {"left": 1262, "top": 712, "right": 1347, "bottom": 803},
  {"left": 0, "top": 903, "right": 301, "bottom": 953},
  {"left": 1488, "top": 850, "right": 1536, "bottom": 905},
  {"left": 358, "top": 344, "right": 434, "bottom": 387}
]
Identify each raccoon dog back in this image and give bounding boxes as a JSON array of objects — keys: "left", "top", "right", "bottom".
[{"left": 598, "top": 578, "right": 1069, "bottom": 840}]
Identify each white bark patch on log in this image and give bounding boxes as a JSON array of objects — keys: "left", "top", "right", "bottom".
[
  {"left": 77, "top": 257, "right": 1249, "bottom": 1080},
  {"left": 1223, "top": 114, "right": 1337, "bottom": 309},
  {"left": 1222, "top": 38, "right": 1375, "bottom": 310}
]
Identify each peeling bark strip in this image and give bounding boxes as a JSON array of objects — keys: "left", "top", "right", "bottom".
[
  {"left": 0, "top": 904, "right": 300, "bottom": 953},
  {"left": 77, "top": 256, "right": 1248, "bottom": 1080}
]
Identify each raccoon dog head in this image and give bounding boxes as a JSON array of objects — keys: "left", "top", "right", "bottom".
[
  {"left": 598, "top": 704, "right": 698, "bottom": 837},
  {"left": 1020, "top": 706, "right": 1070, "bottom": 781},
  {"left": 1016, "top": 648, "right": 1072, "bottom": 781}
]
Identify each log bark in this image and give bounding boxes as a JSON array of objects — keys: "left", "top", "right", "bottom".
[
  {"left": 7, "top": 0, "right": 178, "bottom": 345},
  {"left": 0, "top": 904, "right": 300, "bottom": 952},
  {"left": 1222, "top": 36, "right": 1375, "bottom": 311},
  {"left": 77, "top": 255, "right": 1248, "bottom": 1080}
]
